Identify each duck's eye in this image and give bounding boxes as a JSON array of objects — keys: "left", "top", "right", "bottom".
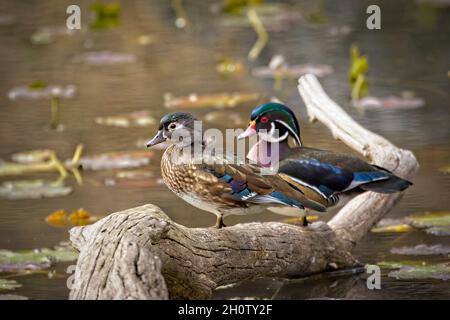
[
  {"left": 260, "top": 116, "right": 269, "bottom": 123},
  {"left": 168, "top": 122, "right": 177, "bottom": 130}
]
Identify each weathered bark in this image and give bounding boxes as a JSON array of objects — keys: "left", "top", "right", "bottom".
[{"left": 69, "top": 74, "right": 418, "bottom": 300}]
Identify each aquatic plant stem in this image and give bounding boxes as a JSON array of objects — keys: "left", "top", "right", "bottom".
[
  {"left": 247, "top": 8, "right": 268, "bottom": 61},
  {"left": 50, "top": 95, "right": 60, "bottom": 130}
]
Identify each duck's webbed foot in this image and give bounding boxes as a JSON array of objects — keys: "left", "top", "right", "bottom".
[{"left": 214, "top": 215, "right": 227, "bottom": 229}]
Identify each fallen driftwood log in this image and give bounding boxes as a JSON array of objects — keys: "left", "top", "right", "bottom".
[{"left": 69, "top": 74, "right": 419, "bottom": 300}]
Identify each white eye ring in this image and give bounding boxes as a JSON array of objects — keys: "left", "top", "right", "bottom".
[{"left": 168, "top": 122, "right": 177, "bottom": 130}]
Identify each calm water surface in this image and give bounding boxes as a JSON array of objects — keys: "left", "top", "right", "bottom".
[{"left": 0, "top": 0, "right": 449, "bottom": 299}]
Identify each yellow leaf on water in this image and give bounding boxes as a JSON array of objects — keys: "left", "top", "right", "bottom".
[
  {"left": 68, "top": 208, "right": 97, "bottom": 226},
  {"left": 45, "top": 209, "right": 67, "bottom": 227},
  {"left": 371, "top": 224, "right": 414, "bottom": 233}
]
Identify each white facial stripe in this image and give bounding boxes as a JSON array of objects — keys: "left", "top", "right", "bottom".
[
  {"left": 259, "top": 122, "right": 289, "bottom": 143},
  {"left": 275, "top": 119, "right": 302, "bottom": 146}
]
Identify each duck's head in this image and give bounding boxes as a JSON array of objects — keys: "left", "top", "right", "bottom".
[
  {"left": 238, "top": 102, "right": 302, "bottom": 145},
  {"left": 147, "top": 112, "right": 201, "bottom": 148}
]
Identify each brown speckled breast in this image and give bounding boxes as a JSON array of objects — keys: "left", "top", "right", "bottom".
[{"left": 161, "top": 145, "right": 196, "bottom": 195}]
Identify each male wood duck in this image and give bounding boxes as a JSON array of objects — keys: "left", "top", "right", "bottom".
[
  {"left": 146, "top": 112, "right": 330, "bottom": 228},
  {"left": 238, "top": 102, "right": 413, "bottom": 221}
]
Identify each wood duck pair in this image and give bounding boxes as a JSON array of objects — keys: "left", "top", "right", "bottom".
[
  {"left": 238, "top": 102, "right": 412, "bottom": 216},
  {"left": 147, "top": 105, "right": 412, "bottom": 228},
  {"left": 147, "top": 112, "right": 327, "bottom": 228}
]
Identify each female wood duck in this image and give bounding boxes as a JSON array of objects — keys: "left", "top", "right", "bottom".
[
  {"left": 238, "top": 102, "right": 413, "bottom": 220},
  {"left": 146, "top": 112, "right": 329, "bottom": 228}
]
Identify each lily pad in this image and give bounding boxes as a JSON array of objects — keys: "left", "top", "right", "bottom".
[
  {"left": 0, "top": 294, "right": 28, "bottom": 300},
  {"left": 252, "top": 56, "right": 333, "bottom": 79},
  {"left": 425, "top": 226, "right": 450, "bottom": 236},
  {"left": 164, "top": 92, "right": 262, "bottom": 110},
  {"left": 352, "top": 96, "right": 425, "bottom": 110},
  {"left": 0, "top": 180, "right": 72, "bottom": 200},
  {"left": 75, "top": 51, "right": 136, "bottom": 65},
  {"left": 406, "top": 211, "right": 450, "bottom": 228},
  {"left": 73, "top": 150, "right": 153, "bottom": 171},
  {"left": 0, "top": 242, "right": 78, "bottom": 274},
  {"left": 378, "top": 260, "right": 427, "bottom": 269},
  {"left": 10, "top": 149, "right": 53, "bottom": 164},
  {"left": 8, "top": 84, "right": 76, "bottom": 100},
  {"left": 104, "top": 170, "right": 163, "bottom": 188},
  {"left": 95, "top": 110, "right": 156, "bottom": 128},
  {"left": 0, "top": 279, "right": 21, "bottom": 291},
  {"left": 391, "top": 244, "right": 450, "bottom": 256},
  {"left": 0, "top": 261, "right": 52, "bottom": 273},
  {"left": 388, "top": 263, "right": 450, "bottom": 281}
]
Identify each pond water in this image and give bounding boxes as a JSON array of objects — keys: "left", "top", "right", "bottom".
[{"left": 0, "top": 0, "right": 449, "bottom": 299}]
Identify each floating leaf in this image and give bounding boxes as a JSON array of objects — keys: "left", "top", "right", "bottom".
[
  {"left": 10, "top": 149, "right": 53, "bottom": 164},
  {"left": 425, "top": 226, "right": 450, "bottom": 236},
  {"left": 164, "top": 92, "right": 261, "bottom": 109},
  {"left": 406, "top": 211, "right": 450, "bottom": 228},
  {"left": 0, "top": 279, "right": 21, "bottom": 291},
  {"left": 378, "top": 260, "right": 427, "bottom": 270},
  {"left": 104, "top": 170, "right": 163, "bottom": 188},
  {"left": 89, "top": 2, "right": 121, "bottom": 30},
  {"left": 388, "top": 263, "right": 450, "bottom": 281},
  {"left": 0, "top": 180, "right": 72, "bottom": 200},
  {"left": 95, "top": 110, "right": 156, "bottom": 128},
  {"left": 352, "top": 96, "right": 425, "bottom": 110},
  {"left": 252, "top": 63, "right": 334, "bottom": 79},
  {"left": 0, "top": 261, "right": 52, "bottom": 273},
  {"left": 0, "top": 294, "right": 28, "bottom": 300},
  {"left": 73, "top": 150, "right": 153, "bottom": 171},
  {"left": 371, "top": 224, "right": 414, "bottom": 233},
  {"left": 8, "top": 84, "right": 76, "bottom": 100},
  {"left": 75, "top": 51, "right": 135, "bottom": 65},
  {"left": 0, "top": 243, "right": 78, "bottom": 273},
  {"left": 391, "top": 244, "right": 450, "bottom": 256},
  {"left": 68, "top": 208, "right": 98, "bottom": 226},
  {"left": 45, "top": 209, "right": 67, "bottom": 228}
]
